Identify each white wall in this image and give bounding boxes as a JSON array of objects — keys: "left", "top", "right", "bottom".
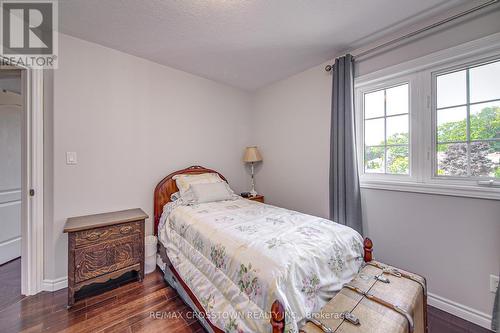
[
  {"left": 0, "top": 89, "right": 22, "bottom": 264},
  {"left": 361, "top": 189, "right": 500, "bottom": 322},
  {"left": 43, "top": 7, "right": 499, "bottom": 326},
  {"left": 47, "top": 34, "right": 252, "bottom": 279},
  {"left": 252, "top": 64, "right": 332, "bottom": 218},
  {"left": 251, "top": 9, "right": 500, "bottom": 328},
  {"left": 356, "top": 6, "right": 500, "bottom": 77}
]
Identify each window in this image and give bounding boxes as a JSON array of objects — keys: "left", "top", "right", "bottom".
[
  {"left": 363, "top": 83, "right": 410, "bottom": 175},
  {"left": 434, "top": 60, "right": 500, "bottom": 179},
  {"left": 355, "top": 38, "right": 500, "bottom": 199}
]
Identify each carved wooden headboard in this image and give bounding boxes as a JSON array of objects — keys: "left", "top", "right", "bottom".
[{"left": 153, "top": 165, "right": 227, "bottom": 235}]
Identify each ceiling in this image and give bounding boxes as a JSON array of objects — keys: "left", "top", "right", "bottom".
[{"left": 59, "top": 0, "right": 469, "bottom": 90}]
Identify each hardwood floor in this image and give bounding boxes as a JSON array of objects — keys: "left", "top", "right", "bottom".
[
  {"left": 428, "top": 305, "right": 492, "bottom": 333},
  {"left": 0, "top": 268, "right": 203, "bottom": 333},
  {"left": 0, "top": 258, "right": 25, "bottom": 312},
  {"left": 0, "top": 267, "right": 492, "bottom": 333}
]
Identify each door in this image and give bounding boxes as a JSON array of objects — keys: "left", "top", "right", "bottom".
[{"left": 0, "top": 85, "right": 22, "bottom": 265}]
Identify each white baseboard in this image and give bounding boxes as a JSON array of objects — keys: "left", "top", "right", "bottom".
[
  {"left": 428, "top": 292, "right": 493, "bottom": 330},
  {"left": 42, "top": 276, "right": 68, "bottom": 292},
  {"left": 39, "top": 276, "right": 493, "bottom": 330},
  {"left": 0, "top": 237, "right": 21, "bottom": 265}
]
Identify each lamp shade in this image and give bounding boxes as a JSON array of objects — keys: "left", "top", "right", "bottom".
[{"left": 243, "top": 146, "right": 263, "bottom": 163}]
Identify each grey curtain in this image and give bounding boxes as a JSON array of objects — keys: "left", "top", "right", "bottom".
[{"left": 329, "top": 54, "right": 363, "bottom": 234}]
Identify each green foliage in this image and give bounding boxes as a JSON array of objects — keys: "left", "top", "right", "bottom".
[
  {"left": 386, "top": 133, "right": 408, "bottom": 145},
  {"left": 364, "top": 144, "right": 409, "bottom": 174},
  {"left": 437, "top": 119, "right": 466, "bottom": 144},
  {"left": 387, "top": 155, "right": 409, "bottom": 174},
  {"left": 470, "top": 107, "right": 500, "bottom": 141},
  {"left": 364, "top": 106, "right": 499, "bottom": 177},
  {"left": 387, "top": 145, "right": 409, "bottom": 174},
  {"left": 436, "top": 106, "right": 499, "bottom": 178},
  {"left": 365, "top": 146, "right": 384, "bottom": 172},
  {"left": 366, "top": 160, "right": 382, "bottom": 171},
  {"left": 437, "top": 107, "right": 500, "bottom": 151}
]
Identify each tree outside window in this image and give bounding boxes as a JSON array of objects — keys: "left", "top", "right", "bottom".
[
  {"left": 435, "top": 60, "right": 500, "bottom": 179},
  {"left": 364, "top": 83, "right": 409, "bottom": 175}
]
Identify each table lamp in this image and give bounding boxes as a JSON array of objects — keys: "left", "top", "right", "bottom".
[{"left": 243, "top": 146, "right": 263, "bottom": 197}]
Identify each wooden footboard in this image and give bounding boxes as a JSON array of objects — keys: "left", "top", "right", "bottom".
[
  {"left": 271, "top": 300, "right": 286, "bottom": 333},
  {"left": 270, "top": 237, "right": 373, "bottom": 333}
]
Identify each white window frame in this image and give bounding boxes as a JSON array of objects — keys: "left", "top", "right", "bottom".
[
  {"left": 356, "top": 75, "right": 418, "bottom": 183},
  {"left": 355, "top": 32, "right": 500, "bottom": 200},
  {"left": 430, "top": 56, "right": 500, "bottom": 183}
]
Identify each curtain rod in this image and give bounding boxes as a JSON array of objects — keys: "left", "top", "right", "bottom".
[{"left": 325, "top": 0, "right": 499, "bottom": 72}]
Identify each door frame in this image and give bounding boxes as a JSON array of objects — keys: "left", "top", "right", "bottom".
[
  {"left": 21, "top": 68, "right": 44, "bottom": 295},
  {"left": 2, "top": 58, "right": 45, "bottom": 295}
]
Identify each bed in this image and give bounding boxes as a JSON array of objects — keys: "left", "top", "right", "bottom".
[{"left": 154, "top": 166, "right": 374, "bottom": 333}]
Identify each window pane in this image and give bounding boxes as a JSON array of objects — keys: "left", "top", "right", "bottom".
[
  {"left": 437, "top": 70, "right": 466, "bottom": 108},
  {"left": 387, "top": 146, "right": 409, "bottom": 174},
  {"left": 470, "top": 141, "right": 499, "bottom": 178},
  {"left": 386, "top": 84, "right": 408, "bottom": 115},
  {"left": 386, "top": 115, "right": 408, "bottom": 144},
  {"left": 470, "top": 101, "right": 500, "bottom": 141},
  {"left": 437, "top": 106, "right": 467, "bottom": 143},
  {"left": 470, "top": 60, "right": 500, "bottom": 103},
  {"left": 437, "top": 143, "right": 468, "bottom": 176},
  {"left": 365, "top": 146, "right": 385, "bottom": 173},
  {"left": 364, "top": 90, "right": 384, "bottom": 118},
  {"left": 365, "top": 118, "right": 385, "bottom": 146}
]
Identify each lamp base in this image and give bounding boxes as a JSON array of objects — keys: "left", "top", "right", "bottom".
[{"left": 250, "top": 189, "right": 258, "bottom": 197}]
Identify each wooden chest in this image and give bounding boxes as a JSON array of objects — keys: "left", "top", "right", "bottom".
[
  {"left": 300, "top": 261, "right": 427, "bottom": 333},
  {"left": 64, "top": 208, "right": 148, "bottom": 307}
]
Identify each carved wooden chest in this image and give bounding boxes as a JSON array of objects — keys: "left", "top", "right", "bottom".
[{"left": 64, "top": 208, "right": 148, "bottom": 307}]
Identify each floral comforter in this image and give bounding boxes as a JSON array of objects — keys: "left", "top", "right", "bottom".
[{"left": 158, "top": 198, "right": 364, "bottom": 333}]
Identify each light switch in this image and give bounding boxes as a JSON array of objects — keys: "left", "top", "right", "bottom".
[{"left": 66, "top": 152, "right": 77, "bottom": 165}]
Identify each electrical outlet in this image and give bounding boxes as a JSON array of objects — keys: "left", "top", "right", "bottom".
[
  {"left": 66, "top": 152, "right": 77, "bottom": 165},
  {"left": 491, "top": 275, "right": 499, "bottom": 293}
]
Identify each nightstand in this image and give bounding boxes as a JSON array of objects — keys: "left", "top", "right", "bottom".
[
  {"left": 247, "top": 195, "right": 264, "bottom": 203},
  {"left": 64, "top": 208, "right": 148, "bottom": 307}
]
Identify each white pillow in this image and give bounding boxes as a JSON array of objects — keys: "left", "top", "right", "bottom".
[
  {"left": 190, "top": 182, "right": 234, "bottom": 203},
  {"left": 173, "top": 173, "right": 223, "bottom": 198}
]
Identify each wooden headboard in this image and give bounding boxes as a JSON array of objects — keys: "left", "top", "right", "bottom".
[{"left": 153, "top": 165, "right": 227, "bottom": 235}]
